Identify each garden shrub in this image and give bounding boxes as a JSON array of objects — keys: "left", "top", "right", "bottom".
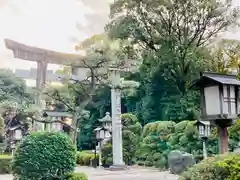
[
  {"left": 102, "top": 143, "right": 113, "bottom": 167},
  {"left": 76, "top": 151, "right": 98, "bottom": 167},
  {"left": 65, "top": 172, "right": 88, "bottom": 180},
  {"left": 229, "top": 119, "right": 240, "bottom": 151},
  {"left": 136, "top": 121, "right": 175, "bottom": 169},
  {"left": 12, "top": 132, "right": 76, "bottom": 180},
  {"left": 0, "top": 154, "right": 12, "bottom": 174},
  {"left": 179, "top": 153, "right": 240, "bottom": 180}
]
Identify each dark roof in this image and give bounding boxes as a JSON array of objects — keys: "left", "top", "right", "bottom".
[
  {"left": 191, "top": 72, "right": 240, "bottom": 89},
  {"left": 9, "top": 125, "right": 23, "bottom": 131}
]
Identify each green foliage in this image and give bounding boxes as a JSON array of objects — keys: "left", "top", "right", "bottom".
[
  {"left": 0, "top": 155, "right": 11, "bottom": 174},
  {"left": 65, "top": 172, "right": 88, "bottom": 180},
  {"left": 76, "top": 151, "right": 98, "bottom": 167},
  {"left": 136, "top": 121, "right": 176, "bottom": 169},
  {"left": 229, "top": 120, "right": 240, "bottom": 151},
  {"left": 12, "top": 132, "right": 77, "bottom": 180},
  {"left": 0, "top": 69, "right": 34, "bottom": 105},
  {"left": 169, "top": 121, "right": 202, "bottom": 155},
  {"left": 101, "top": 143, "right": 113, "bottom": 167},
  {"left": 104, "top": 0, "right": 239, "bottom": 123},
  {"left": 136, "top": 119, "right": 240, "bottom": 170},
  {"left": 179, "top": 153, "right": 240, "bottom": 180}
]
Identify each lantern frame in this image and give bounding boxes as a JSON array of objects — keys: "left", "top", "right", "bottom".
[
  {"left": 191, "top": 72, "right": 240, "bottom": 122},
  {"left": 195, "top": 120, "right": 211, "bottom": 138},
  {"left": 94, "top": 127, "right": 109, "bottom": 141}
]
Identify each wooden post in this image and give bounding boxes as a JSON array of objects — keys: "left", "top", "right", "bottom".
[{"left": 218, "top": 126, "right": 228, "bottom": 154}]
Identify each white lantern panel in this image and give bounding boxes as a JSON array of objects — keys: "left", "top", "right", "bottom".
[
  {"left": 15, "top": 129, "right": 22, "bottom": 140},
  {"left": 199, "top": 126, "right": 204, "bottom": 136},
  {"left": 204, "top": 86, "right": 220, "bottom": 115},
  {"left": 223, "top": 85, "right": 236, "bottom": 115},
  {"left": 223, "top": 85, "right": 228, "bottom": 114},
  {"left": 99, "top": 129, "right": 105, "bottom": 139},
  {"left": 96, "top": 131, "right": 100, "bottom": 139},
  {"left": 205, "top": 125, "right": 211, "bottom": 137},
  {"left": 230, "top": 86, "right": 236, "bottom": 115}
]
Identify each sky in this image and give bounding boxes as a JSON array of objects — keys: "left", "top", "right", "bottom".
[
  {"left": 0, "top": 0, "right": 240, "bottom": 72},
  {"left": 0, "top": 0, "right": 111, "bottom": 71}
]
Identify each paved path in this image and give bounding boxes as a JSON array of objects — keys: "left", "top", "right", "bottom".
[{"left": 0, "top": 166, "right": 179, "bottom": 180}]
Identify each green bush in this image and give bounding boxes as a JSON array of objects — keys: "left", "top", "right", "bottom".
[
  {"left": 136, "top": 121, "right": 175, "bottom": 169},
  {"left": 12, "top": 132, "right": 77, "bottom": 180},
  {"left": 76, "top": 151, "right": 98, "bottom": 167},
  {"left": 65, "top": 172, "right": 88, "bottom": 180},
  {"left": 0, "top": 155, "right": 12, "bottom": 174},
  {"left": 179, "top": 153, "right": 240, "bottom": 180}
]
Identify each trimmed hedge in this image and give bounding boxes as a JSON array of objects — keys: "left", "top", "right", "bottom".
[
  {"left": 179, "top": 153, "right": 240, "bottom": 180},
  {"left": 65, "top": 172, "right": 88, "bottom": 180},
  {"left": 0, "top": 155, "right": 12, "bottom": 174},
  {"left": 12, "top": 132, "right": 77, "bottom": 180},
  {"left": 76, "top": 151, "right": 98, "bottom": 167}
]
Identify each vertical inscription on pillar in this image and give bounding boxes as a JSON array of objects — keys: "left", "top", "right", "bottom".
[{"left": 115, "top": 89, "right": 121, "bottom": 125}]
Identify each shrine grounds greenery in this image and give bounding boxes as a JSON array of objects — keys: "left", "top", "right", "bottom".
[
  {"left": 0, "top": 154, "right": 12, "bottom": 174},
  {"left": 80, "top": 113, "right": 240, "bottom": 171},
  {"left": 179, "top": 153, "right": 240, "bottom": 180}
]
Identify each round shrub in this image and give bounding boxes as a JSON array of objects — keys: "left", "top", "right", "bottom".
[
  {"left": 179, "top": 153, "right": 240, "bottom": 180},
  {"left": 76, "top": 151, "right": 99, "bottom": 167},
  {"left": 12, "top": 132, "right": 77, "bottom": 180},
  {"left": 65, "top": 172, "right": 88, "bottom": 180},
  {"left": 0, "top": 155, "right": 12, "bottom": 174}
]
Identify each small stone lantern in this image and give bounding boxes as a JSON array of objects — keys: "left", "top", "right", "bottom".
[
  {"left": 191, "top": 72, "right": 240, "bottom": 154},
  {"left": 94, "top": 126, "right": 109, "bottom": 167},
  {"left": 195, "top": 121, "right": 211, "bottom": 139},
  {"left": 195, "top": 120, "right": 211, "bottom": 159}
]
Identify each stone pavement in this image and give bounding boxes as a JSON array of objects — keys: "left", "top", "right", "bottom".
[{"left": 0, "top": 166, "right": 179, "bottom": 180}]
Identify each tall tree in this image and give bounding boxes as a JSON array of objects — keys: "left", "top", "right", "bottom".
[
  {"left": 209, "top": 39, "right": 240, "bottom": 73},
  {"left": 105, "top": 0, "right": 240, "bottom": 123}
]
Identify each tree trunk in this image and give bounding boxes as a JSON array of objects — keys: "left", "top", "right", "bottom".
[{"left": 70, "top": 113, "right": 78, "bottom": 144}]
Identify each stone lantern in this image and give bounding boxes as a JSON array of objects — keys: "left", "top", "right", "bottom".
[
  {"left": 191, "top": 72, "right": 240, "bottom": 154},
  {"left": 94, "top": 126, "right": 109, "bottom": 167},
  {"left": 195, "top": 121, "right": 211, "bottom": 139},
  {"left": 194, "top": 120, "right": 211, "bottom": 159}
]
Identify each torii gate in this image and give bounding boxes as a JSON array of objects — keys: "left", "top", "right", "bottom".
[{"left": 4, "top": 39, "right": 86, "bottom": 131}]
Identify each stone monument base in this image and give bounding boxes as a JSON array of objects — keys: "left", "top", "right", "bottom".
[{"left": 107, "top": 164, "right": 129, "bottom": 171}]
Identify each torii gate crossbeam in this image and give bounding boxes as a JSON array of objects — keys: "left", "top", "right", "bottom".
[{"left": 4, "top": 39, "right": 86, "bottom": 131}]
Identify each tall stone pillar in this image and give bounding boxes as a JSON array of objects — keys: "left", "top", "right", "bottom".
[
  {"left": 111, "top": 88, "right": 124, "bottom": 166},
  {"left": 109, "top": 68, "right": 125, "bottom": 170}
]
